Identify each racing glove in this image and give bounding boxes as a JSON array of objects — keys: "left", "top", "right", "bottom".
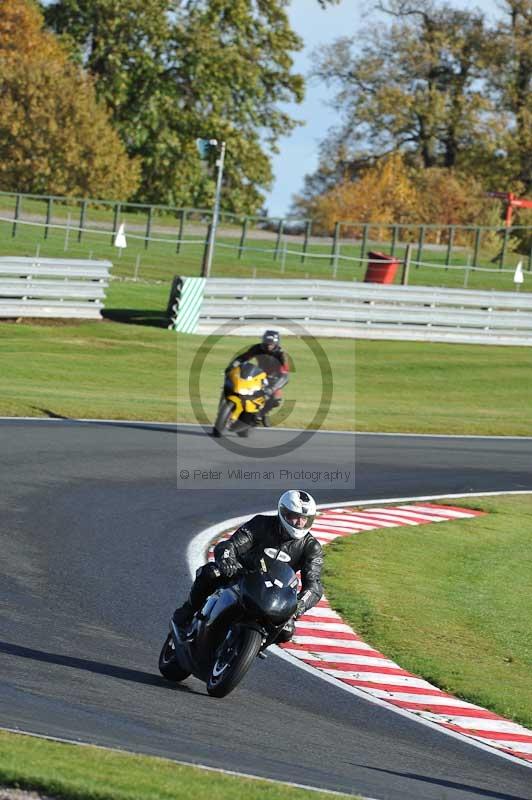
[
  {"left": 295, "top": 599, "right": 307, "bottom": 619},
  {"left": 216, "top": 549, "right": 240, "bottom": 578}
]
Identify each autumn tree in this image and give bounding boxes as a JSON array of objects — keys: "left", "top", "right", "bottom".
[
  {"left": 44, "top": 0, "right": 306, "bottom": 212},
  {"left": 294, "top": 153, "right": 489, "bottom": 236},
  {"left": 414, "top": 168, "right": 484, "bottom": 226},
  {"left": 0, "top": 0, "right": 66, "bottom": 62},
  {"left": 0, "top": 0, "right": 140, "bottom": 198},
  {"left": 310, "top": 0, "right": 494, "bottom": 173},
  {"left": 488, "top": 0, "right": 532, "bottom": 191},
  {"left": 297, "top": 153, "right": 420, "bottom": 234},
  {"left": 296, "top": 0, "right": 532, "bottom": 227}
]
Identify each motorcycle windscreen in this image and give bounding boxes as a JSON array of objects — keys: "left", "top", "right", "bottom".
[
  {"left": 234, "top": 363, "right": 268, "bottom": 397},
  {"left": 239, "top": 363, "right": 264, "bottom": 380},
  {"left": 240, "top": 561, "right": 298, "bottom": 624}
]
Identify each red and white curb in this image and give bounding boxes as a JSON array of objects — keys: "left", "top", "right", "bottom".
[{"left": 194, "top": 498, "right": 532, "bottom": 768}]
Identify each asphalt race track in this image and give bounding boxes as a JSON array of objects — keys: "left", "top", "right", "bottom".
[{"left": 1, "top": 419, "right": 532, "bottom": 800}]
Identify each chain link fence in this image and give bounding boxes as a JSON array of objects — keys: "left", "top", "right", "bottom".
[{"left": 1, "top": 191, "right": 531, "bottom": 292}]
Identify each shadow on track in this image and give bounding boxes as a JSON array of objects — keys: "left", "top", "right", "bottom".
[
  {"left": 0, "top": 640, "right": 202, "bottom": 695},
  {"left": 355, "top": 764, "right": 531, "bottom": 800},
  {"left": 29, "top": 408, "right": 209, "bottom": 437}
]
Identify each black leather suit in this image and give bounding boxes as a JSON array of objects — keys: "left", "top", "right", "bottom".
[
  {"left": 188, "top": 514, "right": 324, "bottom": 639},
  {"left": 233, "top": 343, "right": 288, "bottom": 377}
]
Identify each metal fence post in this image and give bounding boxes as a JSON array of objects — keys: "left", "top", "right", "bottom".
[
  {"left": 330, "top": 221, "right": 340, "bottom": 268},
  {"left": 78, "top": 199, "right": 87, "bottom": 243},
  {"left": 401, "top": 243, "right": 412, "bottom": 286},
  {"left": 360, "top": 223, "right": 369, "bottom": 263},
  {"left": 301, "top": 220, "right": 311, "bottom": 264},
  {"left": 499, "top": 227, "right": 509, "bottom": 269},
  {"left": 274, "top": 219, "right": 284, "bottom": 261},
  {"left": 111, "top": 203, "right": 121, "bottom": 245},
  {"left": 391, "top": 225, "right": 398, "bottom": 257},
  {"left": 202, "top": 223, "right": 212, "bottom": 275},
  {"left": 472, "top": 227, "right": 481, "bottom": 267},
  {"left": 464, "top": 254, "right": 472, "bottom": 288},
  {"left": 44, "top": 197, "right": 53, "bottom": 239},
  {"left": 332, "top": 248, "right": 339, "bottom": 279},
  {"left": 12, "top": 194, "right": 21, "bottom": 238},
  {"left": 416, "top": 224, "right": 425, "bottom": 267},
  {"left": 145, "top": 205, "right": 153, "bottom": 250},
  {"left": 176, "top": 209, "right": 186, "bottom": 254},
  {"left": 201, "top": 140, "right": 226, "bottom": 278},
  {"left": 445, "top": 226, "right": 455, "bottom": 269},
  {"left": 238, "top": 216, "right": 248, "bottom": 259},
  {"left": 64, "top": 212, "right": 71, "bottom": 252}
]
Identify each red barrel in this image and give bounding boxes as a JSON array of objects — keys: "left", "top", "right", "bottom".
[{"left": 364, "top": 251, "right": 399, "bottom": 284}]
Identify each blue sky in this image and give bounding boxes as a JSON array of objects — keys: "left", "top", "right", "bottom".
[{"left": 264, "top": 0, "right": 503, "bottom": 218}]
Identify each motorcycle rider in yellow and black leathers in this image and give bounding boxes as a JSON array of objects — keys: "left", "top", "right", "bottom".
[
  {"left": 172, "top": 490, "right": 323, "bottom": 643},
  {"left": 228, "top": 329, "right": 289, "bottom": 427}
]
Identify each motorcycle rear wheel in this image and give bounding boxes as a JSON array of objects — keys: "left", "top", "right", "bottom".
[
  {"left": 213, "top": 400, "right": 234, "bottom": 436},
  {"left": 158, "top": 633, "right": 191, "bottom": 682},
  {"left": 207, "top": 627, "right": 262, "bottom": 698}
]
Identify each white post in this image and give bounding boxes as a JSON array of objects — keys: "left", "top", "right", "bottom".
[
  {"left": 202, "top": 140, "right": 226, "bottom": 278},
  {"left": 513, "top": 260, "right": 524, "bottom": 292},
  {"left": 114, "top": 222, "right": 127, "bottom": 259}
]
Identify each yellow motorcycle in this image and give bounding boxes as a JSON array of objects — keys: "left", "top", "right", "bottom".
[{"left": 212, "top": 362, "right": 269, "bottom": 438}]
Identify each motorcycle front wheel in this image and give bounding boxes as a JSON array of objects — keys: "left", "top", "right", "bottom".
[
  {"left": 158, "top": 633, "right": 191, "bottom": 682},
  {"left": 207, "top": 627, "right": 262, "bottom": 698},
  {"left": 213, "top": 399, "right": 234, "bottom": 436}
]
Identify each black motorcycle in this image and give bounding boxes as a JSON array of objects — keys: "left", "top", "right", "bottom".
[{"left": 159, "top": 548, "right": 298, "bottom": 697}]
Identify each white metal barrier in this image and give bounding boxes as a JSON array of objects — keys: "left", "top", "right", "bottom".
[
  {"left": 173, "top": 277, "right": 532, "bottom": 345},
  {"left": 0, "top": 257, "right": 112, "bottom": 319}
]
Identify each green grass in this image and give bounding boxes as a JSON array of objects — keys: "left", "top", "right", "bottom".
[
  {"left": 354, "top": 339, "right": 532, "bottom": 435},
  {"left": 3, "top": 292, "right": 532, "bottom": 434},
  {"left": 0, "top": 731, "right": 353, "bottom": 800},
  {"left": 0, "top": 301, "right": 356, "bottom": 429},
  {"left": 323, "top": 494, "right": 532, "bottom": 729}
]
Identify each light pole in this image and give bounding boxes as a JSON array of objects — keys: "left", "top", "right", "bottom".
[{"left": 201, "top": 139, "right": 226, "bottom": 278}]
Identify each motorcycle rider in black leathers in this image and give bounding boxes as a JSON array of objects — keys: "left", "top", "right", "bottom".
[
  {"left": 229, "top": 329, "right": 289, "bottom": 427},
  {"left": 172, "top": 490, "right": 323, "bottom": 643}
]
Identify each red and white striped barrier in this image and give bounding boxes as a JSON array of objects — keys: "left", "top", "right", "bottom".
[{"left": 207, "top": 503, "right": 532, "bottom": 764}]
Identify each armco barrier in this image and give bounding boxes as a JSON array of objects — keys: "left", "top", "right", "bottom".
[
  {"left": 168, "top": 277, "right": 532, "bottom": 345},
  {"left": 0, "top": 257, "right": 111, "bottom": 319}
]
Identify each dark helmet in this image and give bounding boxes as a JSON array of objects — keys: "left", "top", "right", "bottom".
[{"left": 262, "top": 330, "right": 280, "bottom": 353}]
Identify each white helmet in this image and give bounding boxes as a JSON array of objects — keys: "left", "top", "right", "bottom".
[{"left": 278, "top": 489, "right": 316, "bottom": 540}]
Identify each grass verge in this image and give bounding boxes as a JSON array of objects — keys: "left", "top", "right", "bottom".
[
  {"left": 0, "top": 302, "right": 356, "bottom": 429},
  {"left": 323, "top": 494, "right": 532, "bottom": 729},
  {"left": 354, "top": 339, "right": 532, "bottom": 435},
  {"left": 0, "top": 731, "right": 353, "bottom": 800},
  {"left": 2, "top": 286, "right": 532, "bottom": 433}
]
